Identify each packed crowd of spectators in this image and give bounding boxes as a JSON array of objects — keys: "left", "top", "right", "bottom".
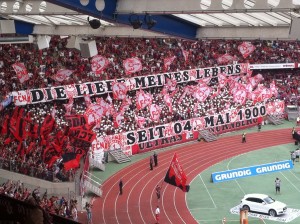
[
  {"left": 0, "top": 37, "right": 300, "bottom": 187},
  {"left": 0, "top": 180, "right": 79, "bottom": 222},
  {"left": 1, "top": 37, "right": 300, "bottom": 97}
]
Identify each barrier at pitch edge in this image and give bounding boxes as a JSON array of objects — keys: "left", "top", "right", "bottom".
[{"left": 211, "top": 160, "right": 293, "bottom": 183}]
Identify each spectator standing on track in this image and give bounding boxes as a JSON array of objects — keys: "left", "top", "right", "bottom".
[
  {"left": 155, "top": 184, "right": 161, "bottom": 201},
  {"left": 155, "top": 205, "right": 160, "bottom": 224},
  {"left": 275, "top": 177, "right": 281, "bottom": 194},
  {"left": 295, "top": 148, "right": 300, "bottom": 162},
  {"left": 85, "top": 202, "right": 92, "bottom": 224},
  {"left": 150, "top": 155, "right": 154, "bottom": 170},
  {"left": 258, "top": 123, "right": 262, "bottom": 132},
  {"left": 291, "top": 151, "right": 296, "bottom": 165},
  {"left": 153, "top": 152, "right": 158, "bottom": 167},
  {"left": 292, "top": 127, "right": 295, "bottom": 138},
  {"left": 119, "top": 179, "right": 123, "bottom": 195},
  {"left": 242, "top": 132, "right": 246, "bottom": 143}
]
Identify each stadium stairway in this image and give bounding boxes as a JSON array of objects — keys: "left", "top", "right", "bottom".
[
  {"left": 198, "top": 129, "right": 218, "bottom": 142},
  {"left": 109, "top": 149, "right": 131, "bottom": 163},
  {"left": 267, "top": 115, "right": 284, "bottom": 125},
  {"left": 89, "top": 156, "right": 106, "bottom": 171}
]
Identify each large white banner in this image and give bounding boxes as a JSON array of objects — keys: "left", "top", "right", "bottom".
[{"left": 11, "top": 63, "right": 245, "bottom": 106}]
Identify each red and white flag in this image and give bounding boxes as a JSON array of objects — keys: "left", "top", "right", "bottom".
[
  {"left": 164, "top": 56, "right": 176, "bottom": 72},
  {"left": 84, "top": 104, "right": 102, "bottom": 125},
  {"left": 193, "top": 83, "right": 211, "bottom": 102},
  {"left": 135, "top": 115, "right": 146, "bottom": 129},
  {"left": 136, "top": 89, "right": 153, "bottom": 110},
  {"left": 217, "top": 54, "right": 234, "bottom": 64},
  {"left": 112, "top": 80, "right": 128, "bottom": 100},
  {"left": 52, "top": 69, "right": 73, "bottom": 82},
  {"left": 233, "top": 89, "right": 247, "bottom": 105},
  {"left": 218, "top": 73, "right": 228, "bottom": 88},
  {"left": 165, "top": 78, "right": 177, "bottom": 92},
  {"left": 123, "top": 57, "right": 142, "bottom": 75},
  {"left": 164, "top": 153, "right": 190, "bottom": 192},
  {"left": 248, "top": 74, "right": 264, "bottom": 88},
  {"left": 181, "top": 48, "right": 189, "bottom": 62},
  {"left": 64, "top": 98, "right": 74, "bottom": 115},
  {"left": 149, "top": 104, "right": 162, "bottom": 122},
  {"left": 113, "top": 111, "right": 124, "bottom": 128},
  {"left": 238, "top": 42, "right": 256, "bottom": 58},
  {"left": 91, "top": 55, "right": 110, "bottom": 75},
  {"left": 120, "top": 97, "right": 132, "bottom": 111},
  {"left": 12, "top": 62, "right": 29, "bottom": 83},
  {"left": 84, "top": 94, "right": 92, "bottom": 107},
  {"left": 163, "top": 93, "right": 173, "bottom": 113},
  {"left": 270, "top": 80, "right": 278, "bottom": 98},
  {"left": 96, "top": 98, "right": 113, "bottom": 116}
]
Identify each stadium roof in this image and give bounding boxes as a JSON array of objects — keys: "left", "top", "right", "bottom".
[{"left": 1, "top": 0, "right": 300, "bottom": 40}]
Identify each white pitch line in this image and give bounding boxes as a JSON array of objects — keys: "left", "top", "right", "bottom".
[
  {"left": 198, "top": 174, "right": 217, "bottom": 208},
  {"left": 189, "top": 207, "right": 218, "bottom": 211},
  {"left": 280, "top": 171, "right": 300, "bottom": 193},
  {"left": 227, "top": 154, "right": 246, "bottom": 195},
  {"left": 288, "top": 169, "right": 300, "bottom": 181}
]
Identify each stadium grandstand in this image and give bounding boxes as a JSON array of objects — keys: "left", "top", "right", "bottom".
[{"left": 1, "top": 0, "right": 300, "bottom": 224}]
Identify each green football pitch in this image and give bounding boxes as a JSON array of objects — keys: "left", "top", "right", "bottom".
[{"left": 187, "top": 143, "right": 300, "bottom": 224}]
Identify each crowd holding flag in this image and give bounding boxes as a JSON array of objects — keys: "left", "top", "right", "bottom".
[
  {"left": 164, "top": 153, "right": 190, "bottom": 192},
  {"left": 1, "top": 43, "right": 282, "bottom": 175}
]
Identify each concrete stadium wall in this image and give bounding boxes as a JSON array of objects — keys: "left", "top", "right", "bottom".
[{"left": 0, "top": 168, "right": 75, "bottom": 195}]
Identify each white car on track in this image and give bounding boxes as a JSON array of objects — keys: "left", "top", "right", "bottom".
[{"left": 240, "top": 193, "right": 287, "bottom": 217}]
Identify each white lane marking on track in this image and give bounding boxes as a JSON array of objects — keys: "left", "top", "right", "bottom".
[
  {"left": 198, "top": 174, "right": 217, "bottom": 208},
  {"left": 101, "top": 161, "right": 147, "bottom": 224},
  {"left": 173, "top": 188, "right": 186, "bottom": 224}
]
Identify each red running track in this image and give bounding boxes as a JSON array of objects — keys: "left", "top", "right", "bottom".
[{"left": 85, "top": 129, "right": 293, "bottom": 224}]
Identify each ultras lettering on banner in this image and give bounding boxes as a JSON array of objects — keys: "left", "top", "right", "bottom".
[{"left": 125, "top": 105, "right": 267, "bottom": 145}]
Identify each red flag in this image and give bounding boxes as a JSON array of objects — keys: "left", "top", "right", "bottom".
[
  {"left": 62, "top": 153, "right": 81, "bottom": 171},
  {"left": 9, "top": 107, "right": 26, "bottom": 142},
  {"left": 164, "top": 153, "right": 190, "bottom": 192}
]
